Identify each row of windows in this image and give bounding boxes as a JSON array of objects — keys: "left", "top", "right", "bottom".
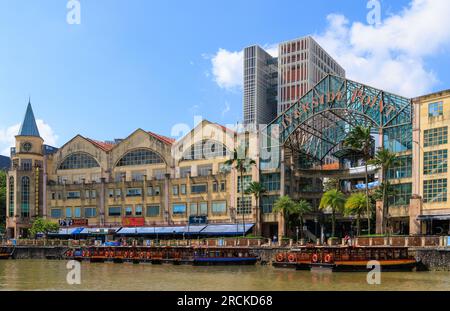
[
  {"left": 387, "top": 156, "right": 412, "bottom": 180},
  {"left": 423, "top": 179, "right": 447, "bottom": 203},
  {"left": 261, "top": 174, "right": 281, "bottom": 192},
  {"left": 423, "top": 149, "right": 447, "bottom": 175},
  {"left": 59, "top": 153, "right": 100, "bottom": 170},
  {"left": 262, "top": 195, "right": 279, "bottom": 214},
  {"left": 388, "top": 183, "right": 412, "bottom": 206},
  {"left": 105, "top": 201, "right": 228, "bottom": 217},
  {"left": 51, "top": 207, "right": 97, "bottom": 219},
  {"left": 424, "top": 126, "right": 448, "bottom": 147},
  {"left": 428, "top": 101, "right": 443, "bottom": 118},
  {"left": 181, "top": 140, "right": 229, "bottom": 161}
]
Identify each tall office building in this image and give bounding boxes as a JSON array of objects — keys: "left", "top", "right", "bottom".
[
  {"left": 243, "top": 36, "right": 345, "bottom": 127},
  {"left": 277, "top": 36, "right": 346, "bottom": 113},
  {"left": 243, "top": 45, "right": 278, "bottom": 128}
]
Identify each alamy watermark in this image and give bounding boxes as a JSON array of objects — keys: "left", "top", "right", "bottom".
[
  {"left": 367, "top": 0, "right": 381, "bottom": 26},
  {"left": 367, "top": 260, "right": 381, "bottom": 285},
  {"left": 66, "top": 260, "right": 81, "bottom": 285},
  {"left": 67, "top": 0, "right": 81, "bottom": 25}
]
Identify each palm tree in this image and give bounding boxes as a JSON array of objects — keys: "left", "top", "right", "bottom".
[
  {"left": 319, "top": 189, "right": 346, "bottom": 238},
  {"left": 245, "top": 181, "right": 266, "bottom": 236},
  {"left": 345, "top": 193, "right": 368, "bottom": 236},
  {"left": 273, "top": 196, "right": 296, "bottom": 237},
  {"left": 344, "top": 126, "right": 373, "bottom": 234},
  {"left": 369, "top": 148, "right": 399, "bottom": 234},
  {"left": 292, "top": 200, "right": 312, "bottom": 240},
  {"left": 225, "top": 148, "right": 256, "bottom": 237}
]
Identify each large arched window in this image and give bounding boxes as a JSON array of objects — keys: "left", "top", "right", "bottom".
[
  {"left": 59, "top": 153, "right": 100, "bottom": 170},
  {"left": 21, "top": 176, "right": 30, "bottom": 218},
  {"left": 182, "top": 140, "right": 229, "bottom": 161},
  {"left": 9, "top": 177, "right": 14, "bottom": 217},
  {"left": 116, "top": 149, "right": 164, "bottom": 166}
]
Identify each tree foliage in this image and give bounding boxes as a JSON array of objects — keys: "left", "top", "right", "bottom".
[
  {"left": 29, "top": 217, "right": 59, "bottom": 237},
  {"left": 319, "top": 189, "right": 346, "bottom": 237}
]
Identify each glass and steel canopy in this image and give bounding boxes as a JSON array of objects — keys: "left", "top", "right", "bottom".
[{"left": 262, "top": 75, "right": 413, "bottom": 162}]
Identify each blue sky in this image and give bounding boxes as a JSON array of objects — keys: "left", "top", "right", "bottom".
[{"left": 1, "top": 0, "right": 449, "bottom": 155}]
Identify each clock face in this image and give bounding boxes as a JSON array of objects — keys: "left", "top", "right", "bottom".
[{"left": 22, "top": 142, "right": 32, "bottom": 152}]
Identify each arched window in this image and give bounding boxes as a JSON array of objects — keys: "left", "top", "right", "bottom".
[
  {"left": 59, "top": 153, "right": 100, "bottom": 170},
  {"left": 116, "top": 149, "right": 164, "bottom": 166},
  {"left": 21, "top": 176, "right": 30, "bottom": 218},
  {"left": 9, "top": 177, "right": 14, "bottom": 217},
  {"left": 182, "top": 140, "right": 229, "bottom": 161}
]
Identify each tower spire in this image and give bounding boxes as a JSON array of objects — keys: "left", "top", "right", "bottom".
[{"left": 18, "top": 100, "right": 40, "bottom": 137}]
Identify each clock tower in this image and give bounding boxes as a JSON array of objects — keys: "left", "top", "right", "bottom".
[{"left": 6, "top": 101, "right": 44, "bottom": 238}]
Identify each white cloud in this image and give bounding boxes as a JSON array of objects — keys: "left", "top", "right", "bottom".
[
  {"left": 0, "top": 119, "right": 58, "bottom": 156},
  {"left": 210, "top": 44, "right": 278, "bottom": 91},
  {"left": 0, "top": 123, "right": 20, "bottom": 156},
  {"left": 263, "top": 43, "right": 279, "bottom": 58},
  {"left": 211, "top": 48, "right": 244, "bottom": 90},
  {"left": 36, "top": 119, "right": 58, "bottom": 146},
  {"left": 314, "top": 0, "right": 450, "bottom": 97}
]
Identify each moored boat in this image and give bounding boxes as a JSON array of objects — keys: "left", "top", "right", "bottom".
[
  {"left": 193, "top": 247, "right": 258, "bottom": 266},
  {"left": 274, "top": 246, "right": 419, "bottom": 272}
]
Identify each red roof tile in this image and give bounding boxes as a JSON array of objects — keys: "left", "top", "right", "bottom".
[
  {"left": 147, "top": 131, "right": 175, "bottom": 145},
  {"left": 85, "top": 138, "right": 115, "bottom": 151}
]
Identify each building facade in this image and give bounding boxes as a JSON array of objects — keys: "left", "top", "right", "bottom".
[
  {"left": 243, "top": 36, "right": 345, "bottom": 129},
  {"left": 5, "top": 82, "right": 450, "bottom": 239},
  {"left": 243, "top": 45, "right": 278, "bottom": 128},
  {"left": 277, "top": 36, "right": 345, "bottom": 114},
  {"left": 6, "top": 105, "right": 262, "bottom": 239}
]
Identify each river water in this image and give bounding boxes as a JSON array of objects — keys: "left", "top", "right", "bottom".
[{"left": 0, "top": 260, "right": 449, "bottom": 291}]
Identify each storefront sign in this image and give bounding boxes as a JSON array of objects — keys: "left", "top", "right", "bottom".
[
  {"left": 122, "top": 217, "right": 145, "bottom": 227},
  {"left": 59, "top": 219, "right": 88, "bottom": 227},
  {"left": 189, "top": 216, "right": 208, "bottom": 225}
]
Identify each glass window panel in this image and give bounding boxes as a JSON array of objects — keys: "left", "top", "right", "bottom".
[
  {"left": 424, "top": 150, "right": 447, "bottom": 175},
  {"left": 172, "top": 204, "right": 186, "bottom": 215},
  {"left": 423, "top": 179, "right": 447, "bottom": 203},
  {"left": 59, "top": 153, "right": 100, "bottom": 170},
  {"left": 108, "top": 207, "right": 122, "bottom": 217},
  {"left": 146, "top": 205, "right": 160, "bottom": 217},
  {"left": 116, "top": 149, "right": 164, "bottom": 166}
]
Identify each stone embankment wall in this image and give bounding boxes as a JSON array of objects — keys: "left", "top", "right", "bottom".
[
  {"left": 9, "top": 246, "right": 66, "bottom": 259},
  {"left": 415, "top": 249, "right": 450, "bottom": 271}
]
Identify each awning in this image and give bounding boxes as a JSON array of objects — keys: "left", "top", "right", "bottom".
[
  {"left": 200, "top": 224, "right": 255, "bottom": 236},
  {"left": 183, "top": 225, "right": 207, "bottom": 234},
  {"left": 355, "top": 181, "right": 379, "bottom": 190},
  {"left": 417, "top": 215, "right": 450, "bottom": 221},
  {"left": 116, "top": 226, "right": 186, "bottom": 235},
  {"left": 80, "top": 227, "right": 120, "bottom": 235},
  {"left": 47, "top": 227, "right": 85, "bottom": 236},
  {"left": 115, "top": 224, "right": 254, "bottom": 236}
]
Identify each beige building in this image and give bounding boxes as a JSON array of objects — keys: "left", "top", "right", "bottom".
[{"left": 6, "top": 104, "right": 265, "bottom": 239}]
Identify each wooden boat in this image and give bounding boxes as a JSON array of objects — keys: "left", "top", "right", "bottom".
[
  {"left": 274, "top": 246, "right": 418, "bottom": 272},
  {"left": 193, "top": 248, "right": 258, "bottom": 266},
  {"left": 0, "top": 247, "right": 13, "bottom": 259}
]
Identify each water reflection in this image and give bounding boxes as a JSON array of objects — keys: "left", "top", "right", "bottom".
[{"left": 0, "top": 260, "right": 449, "bottom": 291}]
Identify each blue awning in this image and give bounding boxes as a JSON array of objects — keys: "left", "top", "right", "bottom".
[
  {"left": 80, "top": 227, "right": 119, "bottom": 235},
  {"left": 355, "top": 181, "right": 379, "bottom": 190},
  {"left": 115, "top": 224, "right": 254, "bottom": 236},
  {"left": 183, "top": 225, "right": 207, "bottom": 234},
  {"left": 200, "top": 224, "right": 255, "bottom": 236}
]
